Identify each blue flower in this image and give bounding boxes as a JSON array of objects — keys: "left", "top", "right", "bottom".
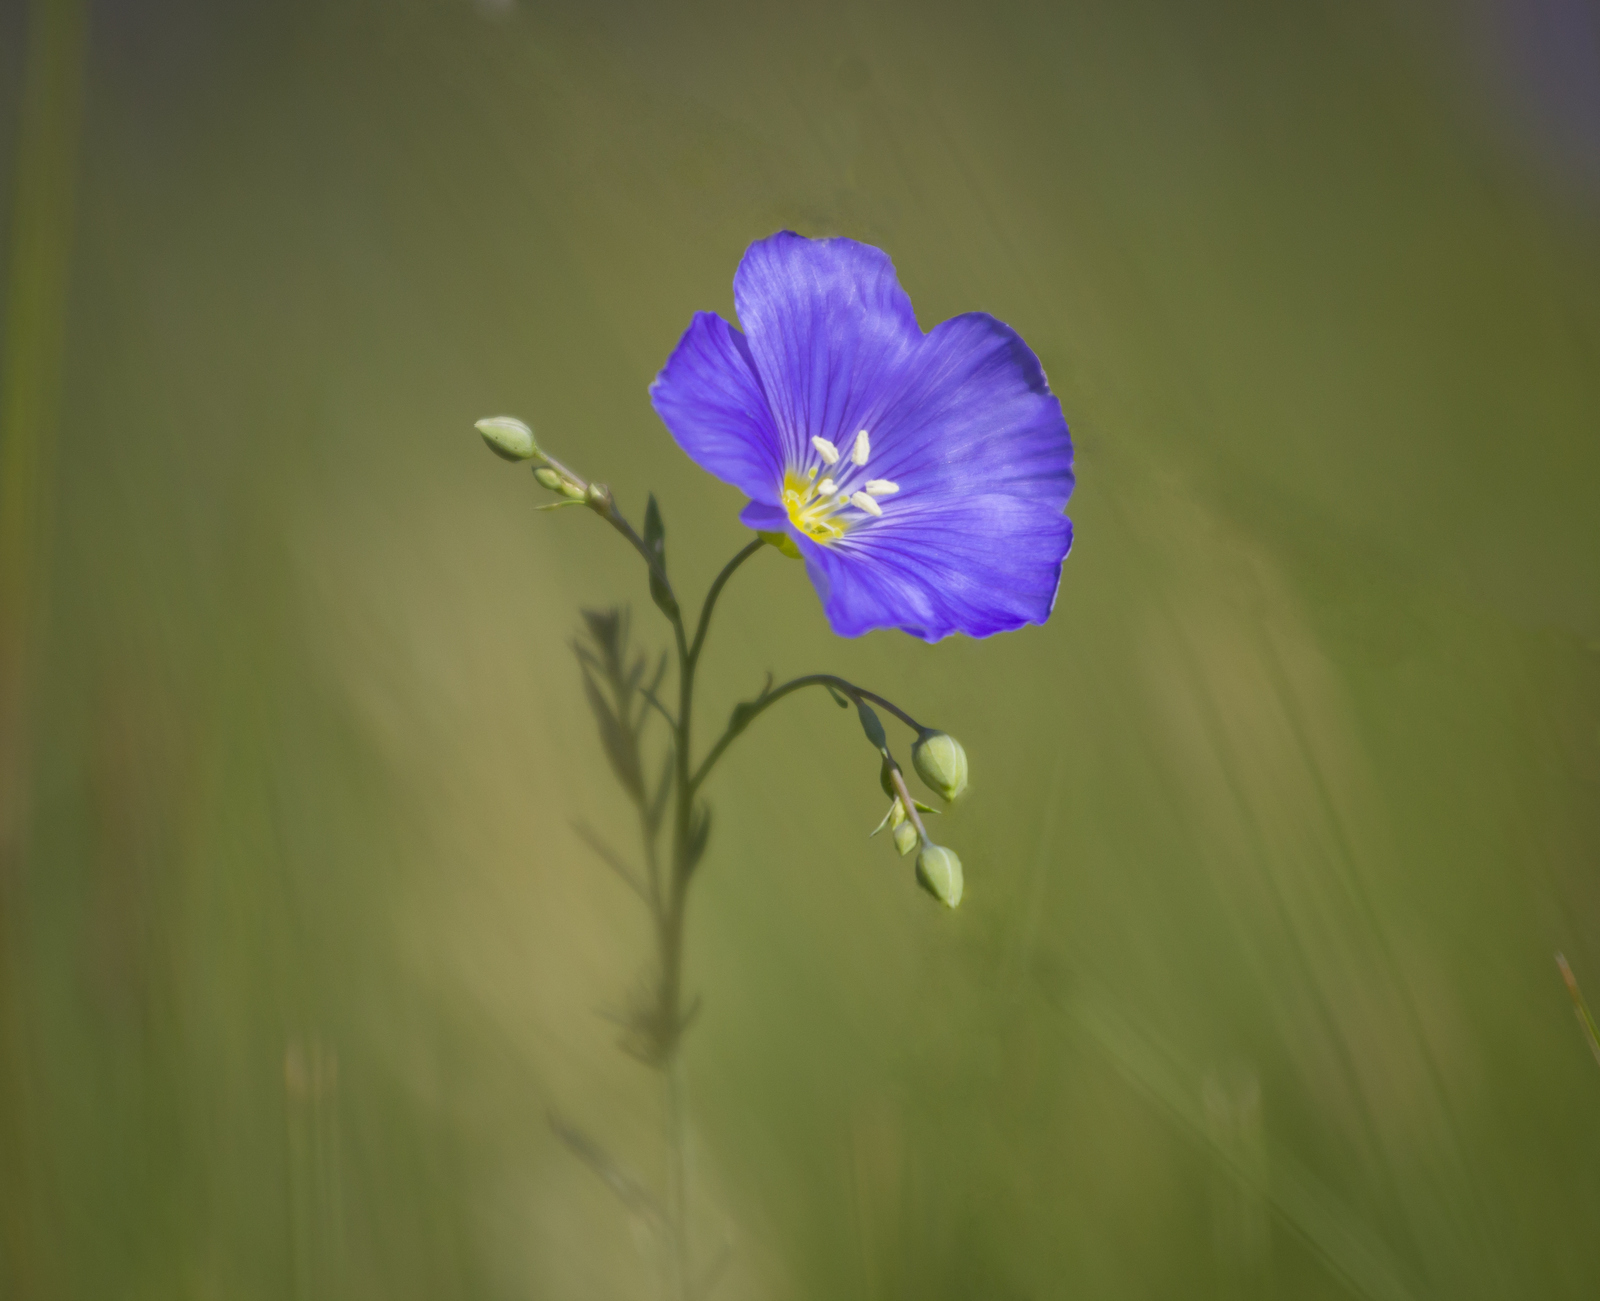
[{"left": 649, "top": 233, "right": 1075, "bottom": 642}]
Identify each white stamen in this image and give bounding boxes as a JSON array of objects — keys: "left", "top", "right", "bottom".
[
  {"left": 865, "top": 479, "right": 899, "bottom": 496},
  {"left": 816, "top": 478, "right": 838, "bottom": 496},
  {"left": 851, "top": 430, "right": 871, "bottom": 465},
  {"left": 811, "top": 436, "right": 840, "bottom": 465},
  {"left": 850, "top": 491, "right": 883, "bottom": 517}
]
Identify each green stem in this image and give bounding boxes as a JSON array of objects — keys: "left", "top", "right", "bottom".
[
  {"left": 640, "top": 534, "right": 763, "bottom": 1297},
  {"left": 886, "top": 762, "right": 933, "bottom": 845},
  {"left": 690, "top": 674, "right": 927, "bottom": 793},
  {"left": 689, "top": 537, "right": 764, "bottom": 666}
]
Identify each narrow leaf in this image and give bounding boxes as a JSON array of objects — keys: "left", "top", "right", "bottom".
[
  {"left": 644, "top": 494, "right": 679, "bottom": 619},
  {"left": 643, "top": 492, "right": 665, "bottom": 555},
  {"left": 825, "top": 685, "right": 850, "bottom": 709},
  {"left": 856, "top": 700, "right": 888, "bottom": 751}
]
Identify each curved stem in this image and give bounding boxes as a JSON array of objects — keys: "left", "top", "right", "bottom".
[
  {"left": 689, "top": 537, "right": 764, "bottom": 666},
  {"left": 690, "top": 674, "right": 927, "bottom": 793}
]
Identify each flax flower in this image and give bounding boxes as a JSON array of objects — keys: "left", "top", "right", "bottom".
[{"left": 651, "top": 232, "right": 1074, "bottom": 641}]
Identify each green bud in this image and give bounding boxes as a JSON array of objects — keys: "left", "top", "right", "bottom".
[
  {"left": 912, "top": 730, "right": 968, "bottom": 802},
  {"left": 476, "top": 415, "right": 538, "bottom": 462},
  {"left": 533, "top": 466, "right": 563, "bottom": 491},
  {"left": 893, "top": 820, "right": 919, "bottom": 857},
  {"left": 915, "top": 843, "right": 964, "bottom": 908}
]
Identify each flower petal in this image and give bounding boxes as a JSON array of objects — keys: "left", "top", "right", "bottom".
[
  {"left": 798, "top": 494, "right": 1074, "bottom": 641},
  {"left": 738, "top": 500, "right": 787, "bottom": 530},
  {"left": 845, "top": 311, "right": 1074, "bottom": 508},
  {"left": 649, "top": 311, "right": 783, "bottom": 503},
  {"left": 732, "top": 233, "right": 922, "bottom": 470}
]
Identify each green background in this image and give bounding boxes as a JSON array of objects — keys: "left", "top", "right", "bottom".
[{"left": 4, "top": 0, "right": 1600, "bottom": 1296}]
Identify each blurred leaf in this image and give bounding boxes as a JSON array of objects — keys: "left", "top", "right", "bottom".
[
  {"left": 548, "top": 1114, "right": 666, "bottom": 1230},
  {"left": 571, "top": 820, "right": 649, "bottom": 902},
  {"left": 648, "top": 746, "right": 674, "bottom": 835},
  {"left": 685, "top": 802, "right": 712, "bottom": 874},
  {"left": 581, "top": 666, "right": 643, "bottom": 801}
]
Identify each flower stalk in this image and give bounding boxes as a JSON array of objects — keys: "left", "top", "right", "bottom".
[{"left": 483, "top": 420, "right": 978, "bottom": 1295}]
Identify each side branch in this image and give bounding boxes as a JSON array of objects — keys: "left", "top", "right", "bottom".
[{"left": 690, "top": 673, "right": 927, "bottom": 792}]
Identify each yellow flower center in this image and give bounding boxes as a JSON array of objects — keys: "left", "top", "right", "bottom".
[
  {"left": 776, "top": 431, "right": 900, "bottom": 546},
  {"left": 782, "top": 469, "right": 849, "bottom": 543}
]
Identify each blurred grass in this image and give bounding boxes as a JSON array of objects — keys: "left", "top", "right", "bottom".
[{"left": 3, "top": 0, "right": 1600, "bottom": 1297}]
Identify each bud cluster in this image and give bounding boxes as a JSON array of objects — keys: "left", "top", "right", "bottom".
[
  {"left": 867, "top": 729, "right": 971, "bottom": 909},
  {"left": 477, "top": 416, "right": 594, "bottom": 505}
]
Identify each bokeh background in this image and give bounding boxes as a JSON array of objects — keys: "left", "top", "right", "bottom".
[{"left": 3, "top": 0, "right": 1600, "bottom": 1296}]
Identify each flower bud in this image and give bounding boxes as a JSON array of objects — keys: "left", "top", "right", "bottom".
[
  {"left": 912, "top": 730, "right": 968, "bottom": 802},
  {"left": 915, "top": 843, "right": 964, "bottom": 908},
  {"left": 476, "top": 416, "right": 538, "bottom": 462},
  {"left": 893, "top": 820, "right": 919, "bottom": 857},
  {"left": 533, "top": 466, "right": 563, "bottom": 491}
]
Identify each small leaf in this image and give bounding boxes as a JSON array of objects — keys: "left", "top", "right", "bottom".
[
  {"left": 644, "top": 494, "right": 679, "bottom": 619},
  {"left": 727, "top": 700, "right": 755, "bottom": 735},
  {"left": 856, "top": 701, "right": 887, "bottom": 751},
  {"left": 643, "top": 493, "right": 665, "bottom": 556},
  {"left": 825, "top": 685, "right": 850, "bottom": 709}
]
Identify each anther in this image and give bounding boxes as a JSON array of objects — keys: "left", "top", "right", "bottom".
[
  {"left": 865, "top": 480, "right": 899, "bottom": 496},
  {"left": 850, "top": 491, "right": 883, "bottom": 517},
  {"left": 851, "top": 430, "right": 871, "bottom": 465},
  {"left": 817, "top": 478, "right": 838, "bottom": 496},
  {"left": 812, "top": 436, "right": 841, "bottom": 465}
]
